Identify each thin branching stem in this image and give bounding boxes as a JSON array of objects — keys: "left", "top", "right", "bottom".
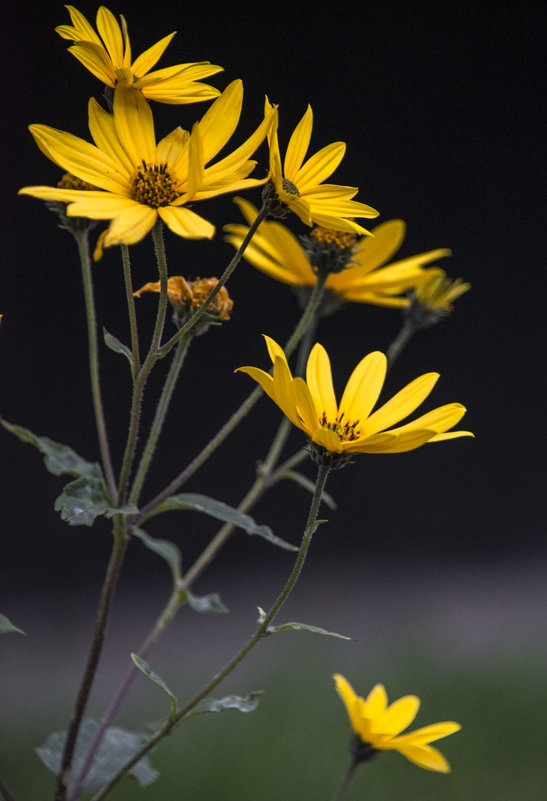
[
  {"left": 90, "top": 463, "right": 330, "bottom": 801},
  {"left": 330, "top": 756, "right": 361, "bottom": 801},
  {"left": 76, "top": 230, "right": 117, "bottom": 500},
  {"left": 120, "top": 244, "right": 140, "bottom": 376}
]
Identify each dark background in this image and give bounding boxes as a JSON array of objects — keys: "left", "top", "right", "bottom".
[{"left": 2, "top": 0, "right": 545, "bottom": 599}]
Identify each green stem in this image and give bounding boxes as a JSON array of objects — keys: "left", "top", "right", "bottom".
[
  {"left": 129, "top": 332, "right": 192, "bottom": 506},
  {"left": 90, "top": 463, "right": 330, "bottom": 801},
  {"left": 121, "top": 244, "right": 140, "bottom": 376},
  {"left": 76, "top": 230, "right": 117, "bottom": 500},
  {"left": 0, "top": 777, "right": 15, "bottom": 801},
  {"left": 157, "top": 200, "right": 269, "bottom": 360},
  {"left": 139, "top": 270, "right": 329, "bottom": 519},
  {"left": 330, "top": 756, "right": 360, "bottom": 801},
  {"left": 117, "top": 222, "right": 169, "bottom": 504},
  {"left": 386, "top": 318, "right": 417, "bottom": 369},
  {"left": 53, "top": 521, "right": 129, "bottom": 801}
]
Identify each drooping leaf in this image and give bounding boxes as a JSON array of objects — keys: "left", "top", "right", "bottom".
[
  {"left": 103, "top": 328, "right": 133, "bottom": 366},
  {"left": 131, "top": 654, "right": 177, "bottom": 719},
  {"left": 268, "top": 621, "right": 350, "bottom": 640},
  {"left": 54, "top": 477, "right": 138, "bottom": 527},
  {"left": 281, "top": 470, "right": 338, "bottom": 509},
  {"left": 188, "top": 692, "right": 263, "bottom": 718},
  {"left": 0, "top": 614, "right": 25, "bottom": 635},
  {"left": 143, "top": 493, "right": 298, "bottom": 551},
  {"left": 1, "top": 420, "right": 101, "bottom": 479},
  {"left": 36, "top": 719, "right": 158, "bottom": 793},
  {"left": 133, "top": 528, "right": 182, "bottom": 581},
  {"left": 178, "top": 588, "right": 228, "bottom": 614}
]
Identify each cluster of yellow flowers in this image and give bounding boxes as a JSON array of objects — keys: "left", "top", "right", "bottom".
[{"left": 17, "top": 5, "right": 469, "bottom": 785}]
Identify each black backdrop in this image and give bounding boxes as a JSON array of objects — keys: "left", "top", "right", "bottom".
[{"left": 2, "top": 1, "right": 545, "bottom": 596}]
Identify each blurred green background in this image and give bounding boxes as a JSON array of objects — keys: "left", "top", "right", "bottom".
[{"left": 3, "top": 559, "right": 546, "bottom": 800}]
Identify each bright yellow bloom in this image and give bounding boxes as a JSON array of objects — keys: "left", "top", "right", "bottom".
[
  {"left": 56, "top": 5, "right": 222, "bottom": 104},
  {"left": 265, "top": 101, "right": 379, "bottom": 235},
  {"left": 237, "top": 337, "right": 472, "bottom": 456},
  {"left": 134, "top": 276, "right": 233, "bottom": 320},
  {"left": 19, "top": 80, "right": 274, "bottom": 253},
  {"left": 334, "top": 674, "right": 461, "bottom": 772},
  {"left": 225, "top": 198, "right": 449, "bottom": 308},
  {"left": 414, "top": 270, "right": 471, "bottom": 312}
]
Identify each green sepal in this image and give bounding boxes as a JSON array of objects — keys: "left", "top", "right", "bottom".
[
  {"left": 36, "top": 719, "right": 158, "bottom": 792},
  {"left": 0, "top": 614, "right": 25, "bottom": 635},
  {"left": 187, "top": 691, "right": 263, "bottom": 718},
  {"left": 281, "top": 470, "right": 337, "bottom": 509},
  {"left": 103, "top": 328, "right": 133, "bottom": 367},
  {"left": 1, "top": 420, "right": 101, "bottom": 479},
  {"left": 54, "top": 477, "right": 138, "bottom": 527},
  {"left": 267, "top": 621, "right": 350, "bottom": 640},
  {"left": 131, "top": 654, "right": 177, "bottom": 720},
  {"left": 142, "top": 493, "right": 298, "bottom": 551}
]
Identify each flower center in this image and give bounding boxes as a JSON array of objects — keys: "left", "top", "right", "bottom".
[
  {"left": 131, "top": 161, "right": 180, "bottom": 207},
  {"left": 320, "top": 411, "right": 361, "bottom": 441},
  {"left": 282, "top": 177, "right": 300, "bottom": 196}
]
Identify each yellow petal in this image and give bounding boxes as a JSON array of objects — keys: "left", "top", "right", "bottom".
[
  {"left": 236, "top": 366, "right": 277, "bottom": 403},
  {"left": 377, "top": 695, "right": 420, "bottom": 736},
  {"left": 292, "top": 376, "right": 320, "bottom": 436},
  {"left": 96, "top": 6, "right": 124, "bottom": 67},
  {"left": 397, "top": 744, "right": 451, "bottom": 773},
  {"left": 113, "top": 80, "right": 156, "bottom": 167},
  {"left": 295, "top": 141, "right": 345, "bottom": 191},
  {"left": 66, "top": 195, "right": 139, "bottom": 219},
  {"left": 103, "top": 204, "right": 157, "bottom": 247},
  {"left": 264, "top": 335, "right": 289, "bottom": 367},
  {"left": 28, "top": 124, "right": 129, "bottom": 194},
  {"left": 158, "top": 206, "right": 214, "bottom": 239},
  {"left": 364, "top": 373, "right": 439, "bottom": 435},
  {"left": 333, "top": 674, "right": 363, "bottom": 736},
  {"left": 284, "top": 105, "right": 313, "bottom": 178},
  {"left": 385, "top": 403, "right": 467, "bottom": 437},
  {"left": 339, "top": 351, "right": 387, "bottom": 424},
  {"left": 363, "top": 684, "right": 388, "bottom": 717},
  {"left": 59, "top": 6, "right": 102, "bottom": 45},
  {"left": 348, "top": 429, "right": 435, "bottom": 454},
  {"left": 394, "top": 721, "right": 461, "bottom": 746},
  {"left": 131, "top": 32, "right": 177, "bottom": 78},
  {"left": 306, "top": 344, "right": 338, "bottom": 421},
  {"left": 67, "top": 42, "right": 116, "bottom": 86},
  {"left": 88, "top": 98, "right": 133, "bottom": 175},
  {"left": 197, "top": 80, "right": 242, "bottom": 165}
]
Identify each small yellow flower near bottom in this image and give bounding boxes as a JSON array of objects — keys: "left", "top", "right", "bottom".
[{"left": 334, "top": 674, "right": 461, "bottom": 772}]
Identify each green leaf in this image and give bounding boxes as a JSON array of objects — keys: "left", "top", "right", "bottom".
[
  {"left": 54, "top": 477, "right": 138, "bottom": 527},
  {"left": 143, "top": 493, "right": 298, "bottom": 551},
  {"left": 0, "top": 614, "right": 25, "bottom": 635},
  {"left": 268, "top": 621, "right": 350, "bottom": 640},
  {"left": 282, "top": 470, "right": 337, "bottom": 509},
  {"left": 188, "top": 691, "right": 263, "bottom": 718},
  {"left": 131, "top": 654, "right": 177, "bottom": 719},
  {"left": 1, "top": 420, "right": 101, "bottom": 479},
  {"left": 36, "top": 719, "right": 158, "bottom": 792},
  {"left": 103, "top": 328, "right": 133, "bottom": 366},
  {"left": 178, "top": 588, "right": 228, "bottom": 614},
  {"left": 133, "top": 528, "right": 182, "bottom": 581}
]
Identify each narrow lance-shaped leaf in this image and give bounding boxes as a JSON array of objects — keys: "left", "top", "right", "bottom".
[
  {"left": 1, "top": 420, "right": 101, "bottom": 478},
  {"left": 131, "top": 654, "right": 178, "bottom": 720},
  {"left": 142, "top": 492, "right": 298, "bottom": 551},
  {"left": 54, "top": 477, "right": 138, "bottom": 527},
  {"left": 281, "top": 470, "right": 337, "bottom": 509},
  {"left": 0, "top": 614, "right": 25, "bottom": 635},
  {"left": 267, "top": 621, "right": 351, "bottom": 640},
  {"left": 187, "top": 691, "right": 263, "bottom": 718},
  {"left": 103, "top": 328, "right": 134, "bottom": 367},
  {"left": 36, "top": 719, "right": 159, "bottom": 792}
]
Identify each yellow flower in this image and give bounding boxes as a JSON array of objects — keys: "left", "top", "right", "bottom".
[
  {"left": 334, "top": 674, "right": 461, "bottom": 772},
  {"left": 414, "top": 270, "right": 471, "bottom": 312},
  {"left": 265, "top": 101, "right": 379, "bottom": 235},
  {"left": 225, "top": 198, "right": 449, "bottom": 308},
  {"left": 56, "top": 5, "right": 222, "bottom": 104},
  {"left": 134, "top": 276, "right": 233, "bottom": 320},
  {"left": 19, "top": 80, "right": 274, "bottom": 253},
  {"left": 237, "top": 336, "right": 472, "bottom": 459}
]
